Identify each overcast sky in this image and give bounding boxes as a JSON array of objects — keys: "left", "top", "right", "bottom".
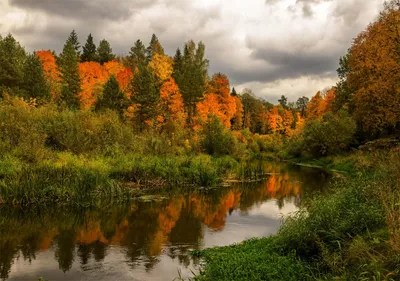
[{"left": 0, "top": 0, "right": 385, "bottom": 102}]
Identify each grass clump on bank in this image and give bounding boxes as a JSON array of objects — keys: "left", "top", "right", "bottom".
[{"left": 195, "top": 149, "right": 400, "bottom": 281}]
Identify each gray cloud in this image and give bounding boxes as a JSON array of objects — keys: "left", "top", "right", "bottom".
[
  {"left": 9, "top": 0, "right": 157, "bottom": 21},
  {"left": 294, "top": 0, "right": 333, "bottom": 17}
]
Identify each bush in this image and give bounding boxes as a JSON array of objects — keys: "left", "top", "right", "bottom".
[
  {"left": 302, "top": 111, "right": 356, "bottom": 157},
  {"left": 200, "top": 115, "right": 237, "bottom": 156},
  {"left": 285, "top": 135, "right": 304, "bottom": 158},
  {"left": 40, "top": 109, "right": 135, "bottom": 155}
]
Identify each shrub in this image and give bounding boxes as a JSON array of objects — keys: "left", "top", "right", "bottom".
[
  {"left": 285, "top": 135, "right": 304, "bottom": 158},
  {"left": 302, "top": 111, "right": 356, "bottom": 157},
  {"left": 200, "top": 115, "right": 237, "bottom": 156}
]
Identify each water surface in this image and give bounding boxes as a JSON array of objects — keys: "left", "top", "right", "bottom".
[{"left": 0, "top": 163, "right": 330, "bottom": 281}]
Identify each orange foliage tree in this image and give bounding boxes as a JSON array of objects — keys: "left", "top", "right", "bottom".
[
  {"left": 306, "top": 91, "right": 324, "bottom": 119},
  {"left": 116, "top": 68, "right": 133, "bottom": 95},
  {"left": 36, "top": 50, "right": 60, "bottom": 99},
  {"left": 323, "top": 87, "right": 336, "bottom": 113},
  {"left": 79, "top": 62, "right": 108, "bottom": 109},
  {"left": 281, "top": 109, "right": 294, "bottom": 136},
  {"left": 103, "top": 61, "right": 126, "bottom": 77},
  {"left": 348, "top": 6, "right": 400, "bottom": 135},
  {"left": 77, "top": 60, "right": 133, "bottom": 110},
  {"left": 157, "top": 78, "right": 186, "bottom": 127},
  {"left": 231, "top": 96, "right": 244, "bottom": 130},
  {"left": 197, "top": 73, "right": 236, "bottom": 128},
  {"left": 266, "top": 107, "right": 283, "bottom": 133}
]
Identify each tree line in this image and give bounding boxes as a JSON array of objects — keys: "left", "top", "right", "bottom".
[{"left": 0, "top": 0, "right": 399, "bottom": 141}]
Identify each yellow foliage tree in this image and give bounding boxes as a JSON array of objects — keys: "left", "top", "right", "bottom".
[{"left": 148, "top": 53, "right": 173, "bottom": 87}]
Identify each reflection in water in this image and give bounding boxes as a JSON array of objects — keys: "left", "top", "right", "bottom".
[{"left": 0, "top": 163, "right": 329, "bottom": 281}]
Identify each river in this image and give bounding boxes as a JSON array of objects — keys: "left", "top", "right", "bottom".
[{"left": 0, "top": 162, "right": 330, "bottom": 281}]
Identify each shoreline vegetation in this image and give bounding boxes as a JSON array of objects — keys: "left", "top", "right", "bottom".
[{"left": 194, "top": 148, "right": 400, "bottom": 281}]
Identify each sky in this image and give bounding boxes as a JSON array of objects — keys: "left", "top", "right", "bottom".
[{"left": 0, "top": 0, "right": 385, "bottom": 103}]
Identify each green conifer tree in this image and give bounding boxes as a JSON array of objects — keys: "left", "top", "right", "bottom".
[
  {"left": 21, "top": 53, "right": 50, "bottom": 101},
  {"left": 66, "top": 30, "right": 81, "bottom": 56},
  {"left": 175, "top": 40, "right": 209, "bottom": 125},
  {"left": 0, "top": 34, "right": 27, "bottom": 95},
  {"left": 81, "top": 33, "right": 97, "bottom": 62},
  {"left": 146, "top": 34, "right": 164, "bottom": 63},
  {"left": 128, "top": 39, "right": 146, "bottom": 70},
  {"left": 57, "top": 41, "right": 81, "bottom": 108},
  {"left": 96, "top": 75, "right": 126, "bottom": 116},
  {"left": 130, "top": 64, "right": 159, "bottom": 131},
  {"left": 97, "top": 39, "right": 115, "bottom": 65}
]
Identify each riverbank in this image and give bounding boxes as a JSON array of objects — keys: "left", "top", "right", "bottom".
[
  {"left": 0, "top": 153, "right": 245, "bottom": 206},
  {"left": 194, "top": 148, "right": 400, "bottom": 280}
]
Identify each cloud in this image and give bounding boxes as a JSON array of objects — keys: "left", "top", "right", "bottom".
[
  {"left": 9, "top": 0, "right": 158, "bottom": 21},
  {"left": 1, "top": 0, "right": 384, "bottom": 101}
]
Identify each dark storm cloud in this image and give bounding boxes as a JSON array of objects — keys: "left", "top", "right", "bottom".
[
  {"left": 213, "top": 53, "right": 337, "bottom": 86},
  {"left": 248, "top": 50, "right": 336, "bottom": 83},
  {"left": 9, "top": 0, "right": 158, "bottom": 21},
  {"left": 9, "top": 0, "right": 150, "bottom": 21}
]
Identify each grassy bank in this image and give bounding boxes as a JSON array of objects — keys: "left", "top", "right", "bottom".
[{"left": 194, "top": 148, "right": 400, "bottom": 280}]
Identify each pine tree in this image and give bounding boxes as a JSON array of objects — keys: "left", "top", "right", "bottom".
[
  {"left": 278, "top": 95, "right": 288, "bottom": 109},
  {"left": 175, "top": 40, "right": 208, "bottom": 125},
  {"left": 231, "top": 87, "right": 237, "bottom": 96},
  {"left": 97, "top": 39, "right": 115, "bottom": 65},
  {"left": 0, "top": 33, "right": 27, "bottom": 94},
  {"left": 146, "top": 34, "right": 164, "bottom": 63},
  {"left": 66, "top": 30, "right": 80, "bottom": 56},
  {"left": 58, "top": 41, "right": 81, "bottom": 108},
  {"left": 128, "top": 39, "right": 146, "bottom": 70},
  {"left": 172, "top": 48, "right": 183, "bottom": 85},
  {"left": 21, "top": 53, "right": 50, "bottom": 101},
  {"left": 95, "top": 75, "right": 126, "bottom": 116},
  {"left": 130, "top": 64, "right": 159, "bottom": 131},
  {"left": 81, "top": 33, "right": 97, "bottom": 62}
]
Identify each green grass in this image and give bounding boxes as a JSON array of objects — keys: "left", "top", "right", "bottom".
[
  {"left": 0, "top": 152, "right": 242, "bottom": 206},
  {"left": 194, "top": 237, "right": 309, "bottom": 281}
]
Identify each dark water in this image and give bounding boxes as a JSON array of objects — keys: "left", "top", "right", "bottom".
[{"left": 0, "top": 163, "right": 330, "bottom": 281}]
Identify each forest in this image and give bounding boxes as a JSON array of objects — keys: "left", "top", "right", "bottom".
[{"left": 0, "top": 0, "right": 400, "bottom": 280}]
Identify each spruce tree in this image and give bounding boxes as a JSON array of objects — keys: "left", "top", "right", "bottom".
[
  {"left": 0, "top": 33, "right": 27, "bottom": 94},
  {"left": 175, "top": 40, "right": 208, "bottom": 125},
  {"left": 130, "top": 64, "right": 159, "bottom": 131},
  {"left": 128, "top": 39, "right": 146, "bottom": 70},
  {"left": 81, "top": 33, "right": 97, "bottom": 62},
  {"left": 172, "top": 48, "right": 183, "bottom": 84},
  {"left": 21, "top": 53, "right": 50, "bottom": 101},
  {"left": 231, "top": 87, "right": 237, "bottom": 96},
  {"left": 146, "top": 34, "right": 164, "bottom": 63},
  {"left": 58, "top": 41, "right": 81, "bottom": 108},
  {"left": 66, "top": 30, "right": 80, "bottom": 56},
  {"left": 95, "top": 75, "right": 126, "bottom": 116},
  {"left": 97, "top": 39, "right": 115, "bottom": 65}
]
